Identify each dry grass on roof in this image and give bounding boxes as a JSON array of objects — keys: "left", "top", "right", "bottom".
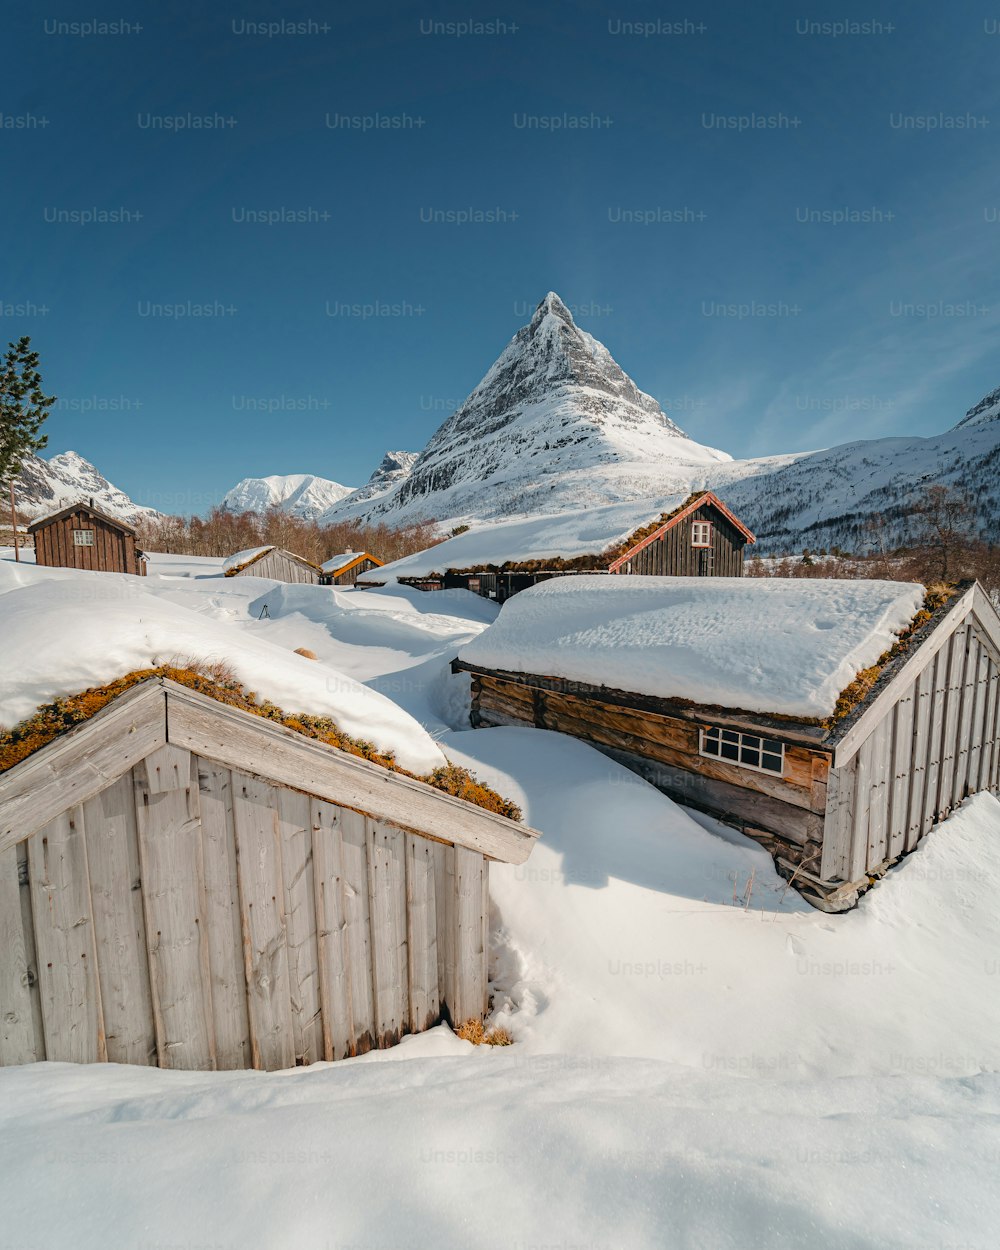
[
  {"left": 824, "top": 582, "right": 960, "bottom": 729},
  {"left": 0, "top": 660, "right": 522, "bottom": 821}
]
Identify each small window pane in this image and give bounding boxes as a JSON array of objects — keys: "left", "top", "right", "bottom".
[
  {"left": 720, "top": 741, "right": 739, "bottom": 761},
  {"left": 740, "top": 744, "right": 760, "bottom": 766},
  {"left": 763, "top": 738, "right": 782, "bottom": 754},
  {"left": 721, "top": 729, "right": 739, "bottom": 744},
  {"left": 762, "top": 753, "right": 783, "bottom": 773},
  {"left": 73, "top": 529, "right": 95, "bottom": 547}
]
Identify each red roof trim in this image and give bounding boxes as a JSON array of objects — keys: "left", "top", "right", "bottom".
[{"left": 607, "top": 493, "right": 756, "bottom": 572}]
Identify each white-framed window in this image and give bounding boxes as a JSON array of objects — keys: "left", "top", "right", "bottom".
[
  {"left": 691, "top": 520, "right": 713, "bottom": 547},
  {"left": 72, "top": 529, "right": 95, "bottom": 547},
  {"left": 700, "top": 726, "right": 784, "bottom": 775}
]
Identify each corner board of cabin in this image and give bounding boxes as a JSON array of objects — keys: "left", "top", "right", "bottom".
[{"left": 0, "top": 677, "right": 541, "bottom": 1071}]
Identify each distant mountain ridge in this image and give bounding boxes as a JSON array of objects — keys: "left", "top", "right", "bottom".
[
  {"left": 13, "top": 451, "right": 159, "bottom": 525},
  {"left": 221, "top": 473, "right": 355, "bottom": 520}
]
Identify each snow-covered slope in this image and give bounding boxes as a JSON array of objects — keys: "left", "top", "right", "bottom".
[
  {"left": 12, "top": 451, "right": 158, "bottom": 524},
  {"left": 324, "top": 293, "right": 730, "bottom": 527},
  {"left": 711, "top": 412, "right": 1000, "bottom": 554},
  {"left": 222, "top": 472, "right": 354, "bottom": 519}
]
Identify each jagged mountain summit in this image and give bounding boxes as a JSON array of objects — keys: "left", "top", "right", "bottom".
[
  {"left": 954, "top": 385, "right": 1000, "bottom": 430},
  {"left": 221, "top": 473, "right": 355, "bottom": 520},
  {"left": 339, "top": 450, "right": 419, "bottom": 507},
  {"left": 324, "top": 292, "right": 730, "bottom": 526},
  {"left": 13, "top": 451, "right": 158, "bottom": 524}
]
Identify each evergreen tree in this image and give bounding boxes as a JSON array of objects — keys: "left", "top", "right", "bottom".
[{"left": 0, "top": 336, "right": 57, "bottom": 489}]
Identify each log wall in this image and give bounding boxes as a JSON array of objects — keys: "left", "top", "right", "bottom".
[
  {"left": 471, "top": 673, "right": 829, "bottom": 876},
  {"left": 0, "top": 749, "right": 489, "bottom": 1069}
]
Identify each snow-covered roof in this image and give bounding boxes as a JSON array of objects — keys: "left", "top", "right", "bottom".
[
  {"left": 222, "top": 546, "right": 275, "bottom": 574},
  {"left": 457, "top": 575, "right": 926, "bottom": 720},
  {"left": 364, "top": 500, "right": 685, "bottom": 583},
  {"left": 322, "top": 551, "right": 381, "bottom": 574},
  {"left": 0, "top": 562, "right": 445, "bottom": 774}
]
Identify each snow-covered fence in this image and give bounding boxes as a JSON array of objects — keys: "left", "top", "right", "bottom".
[{"left": 0, "top": 678, "right": 538, "bottom": 1070}]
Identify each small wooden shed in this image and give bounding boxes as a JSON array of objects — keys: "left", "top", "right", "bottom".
[
  {"left": 455, "top": 579, "right": 1000, "bottom": 911},
  {"left": 28, "top": 500, "right": 146, "bottom": 576},
  {"left": 223, "top": 546, "right": 321, "bottom": 584},
  {"left": 320, "top": 550, "right": 385, "bottom": 586},
  {"left": 0, "top": 678, "right": 538, "bottom": 1070},
  {"left": 607, "top": 492, "right": 754, "bottom": 579}
]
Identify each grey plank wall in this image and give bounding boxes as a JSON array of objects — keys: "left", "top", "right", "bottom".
[
  {"left": 825, "top": 619, "right": 1000, "bottom": 883},
  {"left": 0, "top": 753, "right": 491, "bottom": 1069}
]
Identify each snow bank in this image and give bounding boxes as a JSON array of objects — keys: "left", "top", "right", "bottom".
[
  {"left": 0, "top": 563, "right": 445, "bottom": 773},
  {"left": 370, "top": 499, "right": 681, "bottom": 582},
  {"left": 458, "top": 574, "right": 926, "bottom": 718},
  {"left": 221, "top": 545, "right": 273, "bottom": 574}
]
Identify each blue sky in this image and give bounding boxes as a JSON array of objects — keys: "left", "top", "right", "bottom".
[{"left": 5, "top": 0, "right": 999, "bottom": 512}]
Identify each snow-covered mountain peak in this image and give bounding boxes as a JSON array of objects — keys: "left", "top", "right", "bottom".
[
  {"left": 954, "top": 385, "right": 1000, "bottom": 430},
  {"left": 13, "top": 450, "right": 158, "bottom": 524},
  {"left": 323, "top": 293, "right": 730, "bottom": 528},
  {"left": 221, "top": 473, "right": 355, "bottom": 520}
]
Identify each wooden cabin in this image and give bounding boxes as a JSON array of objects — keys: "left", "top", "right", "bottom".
[
  {"left": 454, "top": 578, "right": 1000, "bottom": 912},
  {"left": 27, "top": 500, "right": 146, "bottom": 576},
  {"left": 0, "top": 677, "right": 538, "bottom": 1070},
  {"left": 320, "top": 550, "right": 384, "bottom": 586},
  {"left": 364, "top": 493, "right": 755, "bottom": 603},
  {"left": 223, "top": 546, "right": 321, "bottom": 584}
]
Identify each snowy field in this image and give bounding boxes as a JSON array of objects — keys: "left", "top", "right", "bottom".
[{"left": 2, "top": 548, "right": 1000, "bottom": 1249}]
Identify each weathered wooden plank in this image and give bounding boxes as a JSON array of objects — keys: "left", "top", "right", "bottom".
[
  {"left": 196, "top": 762, "right": 252, "bottom": 1070},
  {"left": 134, "top": 745, "right": 216, "bottom": 1071},
  {"left": 0, "top": 846, "right": 40, "bottom": 1064},
  {"left": 951, "top": 630, "right": 978, "bottom": 809},
  {"left": 27, "top": 807, "right": 106, "bottom": 1063},
  {"left": 164, "top": 683, "right": 537, "bottom": 865},
  {"left": 887, "top": 685, "right": 915, "bottom": 861},
  {"left": 434, "top": 841, "right": 458, "bottom": 1026},
  {"left": 963, "top": 640, "right": 988, "bottom": 800},
  {"left": 277, "top": 789, "right": 324, "bottom": 1066},
  {"left": 865, "top": 716, "right": 892, "bottom": 871},
  {"left": 979, "top": 661, "right": 999, "bottom": 793},
  {"left": 904, "top": 664, "right": 933, "bottom": 851},
  {"left": 920, "top": 649, "right": 946, "bottom": 832},
  {"left": 405, "top": 833, "right": 440, "bottom": 1034},
  {"left": 339, "top": 807, "right": 376, "bottom": 1054},
  {"left": 16, "top": 841, "right": 45, "bottom": 1056},
  {"left": 935, "top": 630, "right": 966, "bottom": 820},
  {"left": 366, "top": 818, "right": 409, "bottom": 1049},
  {"left": 83, "top": 772, "right": 156, "bottom": 1065},
  {"left": 230, "top": 771, "right": 294, "bottom": 1071},
  {"left": 311, "top": 798, "right": 353, "bottom": 1060},
  {"left": 0, "top": 681, "right": 168, "bottom": 856},
  {"left": 820, "top": 759, "right": 855, "bottom": 882},
  {"left": 848, "top": 737, "right": 872, "bottom": 882},
  {"left": 453, "top": 847, "right": 487, "bottom": 1027}
]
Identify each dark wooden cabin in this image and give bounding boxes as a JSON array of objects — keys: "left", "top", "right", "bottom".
[
  {"left": 607, "top": 493, "right": 753, "bottom": 579},
  {"left": 28, "top": 500, "right": 146, "bottom": 576},
  {"left": 320, "top": 551, "right": 385, "bottom": 586},
  {"left": 386, "top": 492, "right": 755, "bottom": 603},
  {"left": 454, "top": 579, "right": 1000, "bottom": 912}
]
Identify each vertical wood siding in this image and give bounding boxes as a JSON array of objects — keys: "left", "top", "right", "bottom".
[
  {"left": 0, "top": 754, "right": 491, "bottom": 1069},
  {"left": 31, "top": 507, "right": 141, "bottom": 575},
  {"left": 616, "top": 505, "right": 746, "bottom": 578},
  {"left": 825, "top": 619, "right": 1000, "bottom": 882}
]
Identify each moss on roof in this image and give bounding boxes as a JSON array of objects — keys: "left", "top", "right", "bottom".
[{"left": 0, "top": 663, "right": 522, "bottom": 821}]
